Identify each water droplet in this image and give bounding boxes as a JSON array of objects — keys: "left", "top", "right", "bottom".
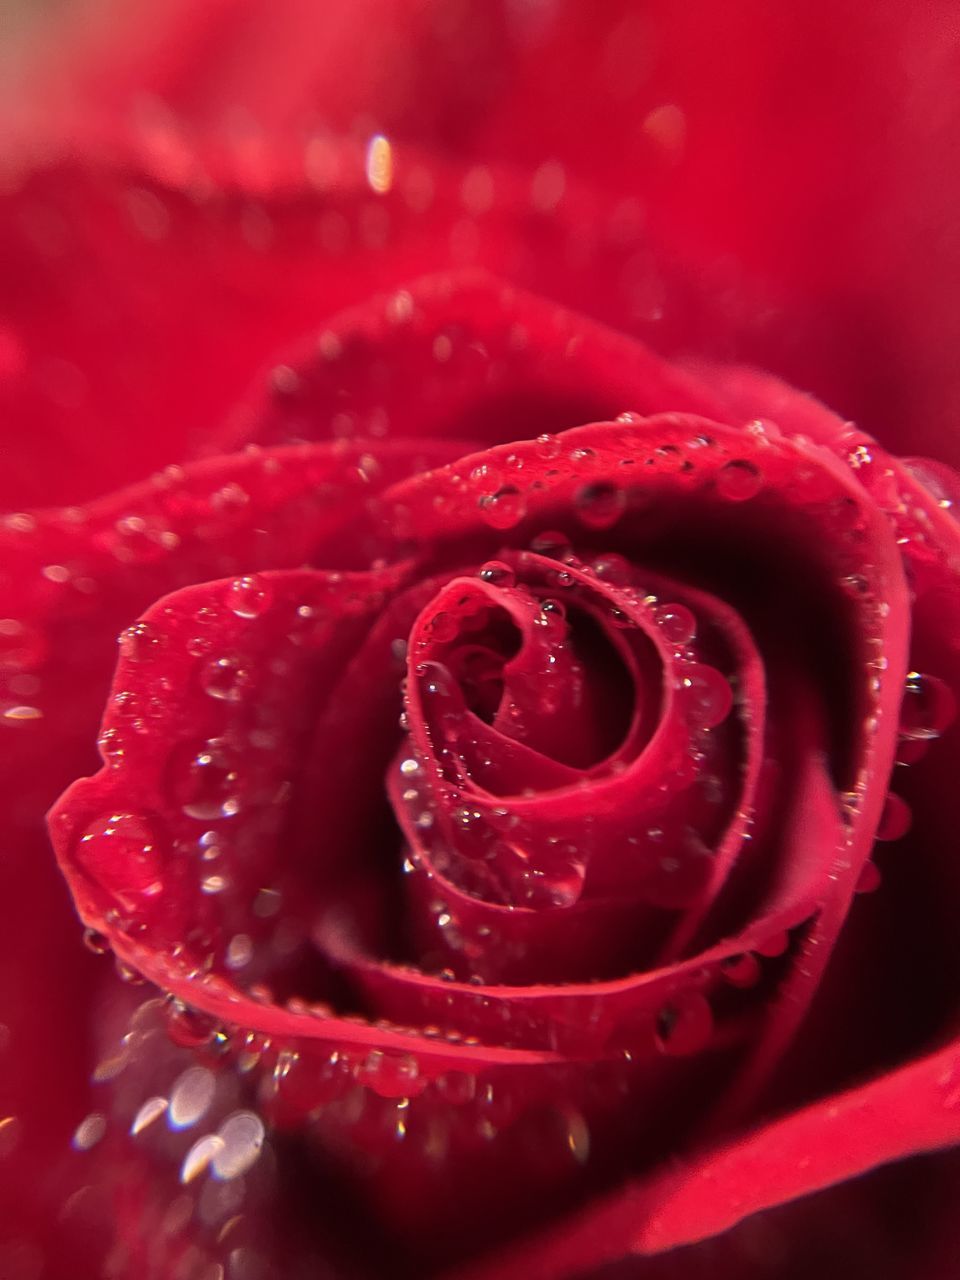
[
  {"left": 654, "top": 603, "right": 697, "bottom": 647},
  {"left": 171, "top": 739, "right": 243, "bottom": 820},
  {"left": 716, "top": 459, "right": 762, "bottom": 501},
  {"left": 899, "top": 671, "right": 957, "bottom": 742},
  {"left": 97, "top": 726, "right": 126, "bottom": 767},
  {"left": 212, "top": 1112, "right": 265, "bottom": 1179},
  {"left": 82, "top": 927, "right": 110, "bottom": 955},
  {"left": 479, "top": 485, "right": 526, "bottom": 530},
  {"left": 876, "top": 793, "right": 912, "bottom": 841},
  {"left": 534, "top": 433, "right": 562, "bottom": 460},
  {"left": 200, "top": 656, "right": 251, "bottom": 702},
  {"left": 428, "top": 611, "right": 460, "bottom": 643},
  {"left": 530, "top": 530, "right": 572, "bottom": 560},
  {"left": 590, "top": 552, "right": 632, "bottom": 585},
  {"left": 226, "top": 575, "right": 271, "bottom": 620},
  {"left": 575, "top": 482, "right": 625, "bottom": 529},
  {"left": 169, "top": 1067, "right": 216, "bottom": 1129},
  {"left": 720, "top": 953, "right": 760, "bottom": 988},
  {"left": 76, "top": 813, "right": 163, "bottom": 907},
  {"left": 118, "top": 621, "right": 163, "bottom": 662},
  {"left": 655, "top": 993, "right": 713, "bottom": 1055},
  {"left": 856, "top": 861, "right": 882, "bottom": 894},
  {"left": 166, "top": 1002, "right": 220, "bottom": 1049},
  {"left": 478, "top": 560, "right": 515, "bottom": 587},
  {"left": 677, "top": 664, "right": 733, "bottom": 727}
]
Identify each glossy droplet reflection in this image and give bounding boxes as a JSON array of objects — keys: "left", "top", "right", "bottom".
[
  {"left": 200, "top": 655, "right": 250, "bottom": 702},
  {"left": 478, "top": 560, "right": 515, "bottom": 587},
  {"left": 899, "top": 671, "right": 957, "bottom": 742},
  {"left": 226, "top": 574, "right": 272, "bottom": 619},
  {"left": 654, "top": 603, "right": 697, "bottom": 647},
  {"left": 479, "top": 486, "right": 526, "bottom": 529},
  {"left": 676, "top": 664, "right": 733, "bottom": 727},
  {"left": 170, "top": 739, "right": 243, "bottom": 820}
]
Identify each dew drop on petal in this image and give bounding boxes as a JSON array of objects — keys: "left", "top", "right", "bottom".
[
  {"left": 654, "top": 603, "right": 697, "bottom": 647},
  {"left": 118, "top": 621, "right": 163, "bottom": 662},
  {"left": 876, "top": 793, "right": 912, "bottom": 841},
  {"left": 200, "top": 656, "right": 250, "bottom": 702},
  {"left": 171, "top": 739, "right": 243, "bottom": 821},
  {"left": 530, "top": 530, "right": 573, "bottom": 560},
  {"left": 720, "top": 953, "right": 761, "bottom": 988},
  {"left": 226, "top": 575, "right": 272, "bottom": 620},
  {"left": 590, "top": 552, "right": 632, "bottom": 585},
  {"left": 478, "top": 560, "right": 515, "bottom": 587},
  {"left": 479, "top": 485, "right": 526, "bottom": 530},
  {"left": 716, "top": 459, "right": 763, "bottom": 501},
  {"left": 575, "top": 482, "right": 626, "bottom": 529},
  {"left": 677, "top": 664, "right": 733, "bottom": 728},
  {"left": 655, "top": 993, "right": 713, "bottom": 1055},
  {"left": 856, "top": 861, "right": 882, "bottom": 894},
  {"left": 899, "top": 671, "right": 957, "bottom": 742}
]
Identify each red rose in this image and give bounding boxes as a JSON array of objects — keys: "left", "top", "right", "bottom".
[{"left": 3, "top": 5, "right": 960, "bottom": 1279}]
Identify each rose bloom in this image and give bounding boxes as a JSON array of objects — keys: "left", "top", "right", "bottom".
[{"left": 2, "top": 3, "right": 960, "bottom": 1278}]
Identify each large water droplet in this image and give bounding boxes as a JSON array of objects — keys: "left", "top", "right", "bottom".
[
  {"left": 575, "top": 481, "right": 625, "bottom": 529},
  {"left": 899, "top": 671, "right": 957, "bottom": 742},
  {"left": 479, "top": 485, "right": 526, "bottom": 530},
  {"left": 677, "top": 664, "right": 733, "bottom": 727},
  {"left": 654, "top": 603, "right": 697, "bottom": 647}
]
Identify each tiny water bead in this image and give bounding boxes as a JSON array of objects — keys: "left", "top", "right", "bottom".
[
  {"left": 226, "top": 574, "right": 272, "bottom": 619},
  {"left": 716, "top": 459, "right": 763, "bottom": 501},
  {"left": 478, "top": 485, "right": 526, "bottom": 530},
  {"left": 899, "top": 671, "right": 957, "bottom": 742},
  {"left": 76, "top": 813, "right": 163, "bottom": 906}
]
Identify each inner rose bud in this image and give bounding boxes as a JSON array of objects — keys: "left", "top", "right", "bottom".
[{"left": 388, "top": 543, "right": 751, "bottom": 986}]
